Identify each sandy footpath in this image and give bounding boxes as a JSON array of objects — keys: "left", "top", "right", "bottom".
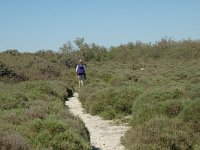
[{"left": 65, "top": 92, "right": 129, "bottom": 150}]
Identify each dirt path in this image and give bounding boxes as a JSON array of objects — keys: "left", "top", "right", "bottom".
[{"left": 65, "top": 92, "right": 129, "bottom": 150}]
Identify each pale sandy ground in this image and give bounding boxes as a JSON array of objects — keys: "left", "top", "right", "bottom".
[{"left": 65, "top": 92, "right": 130, "bottom": 150}]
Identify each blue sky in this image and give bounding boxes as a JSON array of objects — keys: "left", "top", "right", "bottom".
[{"left": 0, "top": 0, "right": 200, "bottom": 52}]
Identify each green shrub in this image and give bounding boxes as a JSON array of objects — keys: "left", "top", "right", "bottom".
[
  {"left": 80, "top": 85, "right": 142, "bottom": 119},
  {"left": 122, "top": 117, "right": 196, "bottom": 150},
  {"left": 131, "top": 87, "right": 182, "bottom": 125},
  {"left": 33, "top": 130, "right": 52, "bottom": 148},
  {"left": 19, "top": 115, "right": 91, "bottom": 149},
  {"left": 187, "top": 83, "right": 200, "bottom": 100},
  {"left": 0, "top": 94, "right": 28, "bottom": 110},
  {"left": 109, "top": 70, "right": 138, "bottom": 86},
  {"left": 0, "top": 61, "right": 28, "bottom": 82},
  {"left": 100, "top": 108, "right": 118, "bottom": 120},
  {"left": 182, "top": 99, "right": 200, "bottom": 132},
  {"left": 51, "top": 131, "right": 91, "bottom": 150}
]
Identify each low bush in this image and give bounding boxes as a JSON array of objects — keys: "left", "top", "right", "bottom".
[
  {"left": 181, "top": 99, "right": 200, "bottom": 132},
  {"left": 79, "top": 85, "right": 142, "bottom": 119},
  {"left": 0, "top": 61, "right": 28, "bottom": 82},
  {"left": 187, "top": 83, "right": 200, "bottom": 100},
  {"left": 22, "top": 116, "right": 91, "bottom": 149},
  {"left": 122, "top": 116, "right": 197, "bottom": 149},
  {"left": 131, "top": 87, "right": 182, "bottom": 125},
  {"left": 0, "top": 80, "right": 91, "bottom": 149},
  {"left": 0, "top": 131, "right": 31, "bottom": 150}
]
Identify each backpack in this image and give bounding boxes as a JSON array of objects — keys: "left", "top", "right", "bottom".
[{"left": 77, "top": 64, "right": 85, "bottom": 75}]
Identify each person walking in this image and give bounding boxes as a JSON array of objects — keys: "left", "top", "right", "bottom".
[{"left": 76, "top": 59, "right": 86, "bottom": 87}]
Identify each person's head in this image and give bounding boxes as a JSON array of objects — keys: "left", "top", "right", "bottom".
[{"left": 79, "top": 59, "right": 82, "bottom": 63}]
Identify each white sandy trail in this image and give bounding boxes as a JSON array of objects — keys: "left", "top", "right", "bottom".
[{"left": 65, "top": 92, "right": 129, "bottom": 150}]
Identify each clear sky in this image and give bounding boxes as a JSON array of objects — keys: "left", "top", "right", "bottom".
[{"left": 0, "top": 0, "right": 200, "bottom": 52}]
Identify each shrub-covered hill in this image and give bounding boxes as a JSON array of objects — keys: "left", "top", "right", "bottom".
[
  {"left": 79, "top": 40, "right": 200, "bottom": 149},
  {"left": 1, "top": 39, "right": 200, "bottom": 149},
  {"left": 0, "top": 50, "right": 91, "bottom": 149},
  {"left": 0, "top": 50, "right": 78, "bottom": 85}
]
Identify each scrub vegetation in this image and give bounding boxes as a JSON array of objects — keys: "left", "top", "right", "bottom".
[
  {"left": 79, "top": 38, "right": 200, "bottom": 150},
  {"left": 1, "top": 38, "right": 200, "bottom": 149},
  {"left": 0, "top": 48, "right": 91, "bottom": 150}
]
